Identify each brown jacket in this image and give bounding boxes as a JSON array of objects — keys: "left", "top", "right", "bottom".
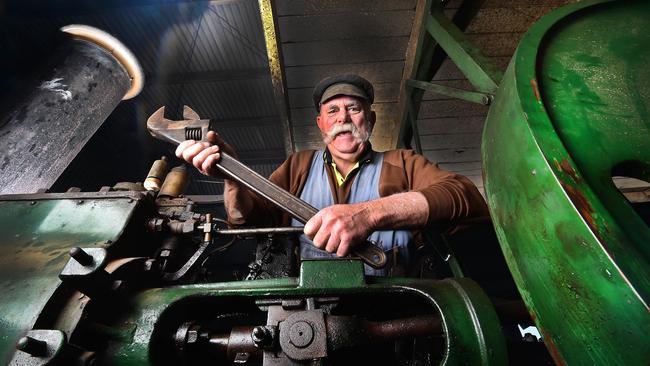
[{"left": 237, "top": 148, "right": 488, "bottom": 234}]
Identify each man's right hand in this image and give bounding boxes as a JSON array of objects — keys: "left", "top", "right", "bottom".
[{"left": 175, "top": 131, "right": 236, "bottom": 178}]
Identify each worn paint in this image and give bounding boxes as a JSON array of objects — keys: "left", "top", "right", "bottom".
[
  {"left": 102, "top": 261, "right": 507, "bottom": 365},
  {"left": 483, "top": 1, "right": 650, "bottom": 364},
  {"left": 530, "top": 79, "right": 541, "bottom": 102},
  {"left": 0, "top": 195, "right": 140, "bottom": 363}
]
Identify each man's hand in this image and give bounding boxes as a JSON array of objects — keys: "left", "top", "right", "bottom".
[
  {"left": 303, "top": 203, "right": 376, "bottom": 257},
  {"left": 175, "top": 131, "right": 236, "bottom": 177},
  {"left": 303, "top": 192, "right": 429, "bottom": 257}
]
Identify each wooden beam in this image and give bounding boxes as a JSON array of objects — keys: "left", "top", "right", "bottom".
[{"left": 259, "top": 0, "right": 294, "bottom": 157}]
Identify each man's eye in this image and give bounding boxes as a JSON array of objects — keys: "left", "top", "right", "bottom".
[{"left": 348, "top": 106, "right": 360, "bottom": 112}]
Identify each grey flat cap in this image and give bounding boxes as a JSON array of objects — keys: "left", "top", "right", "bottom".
[{"left": 312, "top": 74, "right": 374, "bottom": 110}]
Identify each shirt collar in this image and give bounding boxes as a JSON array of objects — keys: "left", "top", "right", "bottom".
[{"left": 323, "top": 142, "right": 374, "bottom": 165}]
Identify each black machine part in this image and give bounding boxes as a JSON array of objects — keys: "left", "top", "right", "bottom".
[
  {"left": 174, "top": 297, "right": 442, "bottom": 365},
  {"left": 0, "top": 25, "right": 142, "bottom": 194}
]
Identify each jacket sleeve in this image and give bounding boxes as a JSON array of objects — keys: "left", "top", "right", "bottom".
[{"left": 380, "top": 149, "right": 488, "bottom": 232}]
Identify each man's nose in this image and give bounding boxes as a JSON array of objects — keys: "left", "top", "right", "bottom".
[{"left": 335, "top": 109, "right": 351, "bottom": 124}]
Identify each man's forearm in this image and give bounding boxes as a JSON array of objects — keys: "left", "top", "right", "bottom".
[
  {"left": 304, "top": 191, "right": 429, "bottom": 256},
  {"left": 364, "top": 191, "right": 429, "bottom": 230}
]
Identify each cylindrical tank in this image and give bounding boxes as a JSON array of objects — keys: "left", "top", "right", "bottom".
[
  {"left": 482, "top": 1, "right": 650, "bottom": 364},
  {"left": 0, "top": 24, "right": 143, "bottom": 194}
]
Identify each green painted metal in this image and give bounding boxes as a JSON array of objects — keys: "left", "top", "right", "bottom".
[
  {"left": 103, "top": 260, "right": 507, "bottom": 365},
  {"left": 0, "top": 196, "right": 140, "bottom": 363},
  {"left": 482, "top": 1, "right": 650, "bottom": 364},
  {"left": 406, "top": 79, "right": 491, "bottom": 105},
  {"left": 396, "top": 0, "right": 489, "bottom": 150},
  {"left": 298, "top": 259, "right": 366, "bottom": 288},
  {"left": 425, "top": 10, "right": 502, "bottom": 94}
]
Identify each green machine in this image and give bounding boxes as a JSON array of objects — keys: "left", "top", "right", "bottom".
[
  {"left": 0, "top": 191, "right": 507, "bottom": 365},
  {"left": 483, "top": 0, "right": 650, "bottom": 365},
  {"left": 1, "top": 1, "right": 649, "bottom": 365}
]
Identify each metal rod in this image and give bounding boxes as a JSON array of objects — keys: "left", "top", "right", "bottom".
[
  {"left": 215, "top": 227, "right": 304, "bottom": 235},
  {"left": 0, "top": 25, "right": 142, "bottom": 194},
  {"left": 406, "top": 79, "right": 491, "bottom": 105}
]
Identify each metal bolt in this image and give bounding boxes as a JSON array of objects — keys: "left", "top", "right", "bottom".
[
  {"left": 288, "top": 321, "right": 314, "bottom": 348},
  {"left": 251, "top": 326, "right": 269, "bottom": 347},
  {"left": 143, "top": 259, "right": 156, "bottom": 272},
  {"left": 69, "top": 247, "right": 94, "bottom": 266},
  {"left": 79, "top": 351, "right": 96, "bottom": 366},
  {"left": 186, "top": 329, "right": 199, "bottom": 344},
  {"left": 77, "top": 200, "right": 84, "bottom": 204},
  {"left": 160, "top": 249, "right": 172, "bottom": 258},
  {"left": 16, "top": 336, "right": 48, "bottom": 356},
  {"left": 111, "top": 280, "right": 124, "bottom": 292},
  {"left": 30, "top": 201, "right": 37, "bottom": 205}
]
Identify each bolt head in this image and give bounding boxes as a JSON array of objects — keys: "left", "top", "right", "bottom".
[
  {"left": 288, "top": 321, "right": 314, "bottom": 348},
  {"left": 186, "top": 329, "right": 199, "bottom": 344}
]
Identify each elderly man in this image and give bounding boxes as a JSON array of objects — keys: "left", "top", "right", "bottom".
[{"left": 176, "top": 74, "right": 487, "bottom": 275}]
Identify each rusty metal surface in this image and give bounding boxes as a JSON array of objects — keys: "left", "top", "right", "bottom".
[{"left": 482, "top": 1, "right": 650, "bottom": 364}]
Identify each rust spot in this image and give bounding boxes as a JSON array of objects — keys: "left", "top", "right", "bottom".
[
  {"left": 539, "top": 327, "right": 567, "bottom": 366},
  {"left": 562, "top": 183, "right": 597, "bottom": 231},
  {"left": 530, "top": 79, "right": 541, "bottom": 102},
  {"left": 558, "top": 159, "right": 580, "bottom": 183}
]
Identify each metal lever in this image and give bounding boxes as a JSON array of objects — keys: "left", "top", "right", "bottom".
[{"left": 147, "top": 106, "right": 387, "bottom": 269}]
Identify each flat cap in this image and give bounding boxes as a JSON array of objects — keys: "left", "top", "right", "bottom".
[{"left": 313, "top": 74, "right": 374, "bottom": 110}]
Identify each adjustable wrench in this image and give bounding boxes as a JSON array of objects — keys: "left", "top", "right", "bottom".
[{"left": 147, "top": 106, "right": 387, "bottom": 269}]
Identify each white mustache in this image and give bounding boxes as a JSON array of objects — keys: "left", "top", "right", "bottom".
[{"left": 323, "top": 123, "right": 371, "bottom": 144}]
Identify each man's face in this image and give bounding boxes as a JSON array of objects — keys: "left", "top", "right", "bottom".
[{"left": 316, "top": 95, "right": 375, "bottom": 157}]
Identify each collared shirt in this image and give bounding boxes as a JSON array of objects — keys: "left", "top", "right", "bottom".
[{"left": 322, "top": 144, "right": 373, "bottom": 186}]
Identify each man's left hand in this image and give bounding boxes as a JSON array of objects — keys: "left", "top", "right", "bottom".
[{"left": 303, "top": 203, "right": 375, "bottom": 257}]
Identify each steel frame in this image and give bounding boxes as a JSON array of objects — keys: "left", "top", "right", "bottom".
[{"left": 394, "top": 0, "right": 501, "bottom": 151}]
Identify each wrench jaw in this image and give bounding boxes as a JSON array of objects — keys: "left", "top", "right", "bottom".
[{"left": 146, "top": 106, "right": 210, "bottom": 144}]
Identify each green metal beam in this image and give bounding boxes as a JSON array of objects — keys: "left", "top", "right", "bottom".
[
  {"left": 406, "top": 79, "right": 492, "bottom": 105},
  {"left": 395, "top": 0, "right": 489, "bottom": 150},
  {"left": 426, "top": 10, "right": 503, "bottom": 93}
]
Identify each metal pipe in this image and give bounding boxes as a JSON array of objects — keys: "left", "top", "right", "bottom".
[
  {"left": 326, "top": 314, "right": 442, "bottom": 351},
  {"left": 158, "top": 165, "right": 188, "bottom": 198},
  {"left": 0, "top": 25, "right": 143, "bottom": 194},
  {"left": 144, "top": 156, "right": 169, "bottom": 191},
  {"left": 214, "top": 227, "right": 304, "bottom": 235}
]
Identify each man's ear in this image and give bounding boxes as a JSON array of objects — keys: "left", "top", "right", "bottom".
[
  {"left": 369, "top": 110, "right": 376, "bottom": 129},
  {"left": 316, "top": 113, "right": 324, "bottom": 131}
]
